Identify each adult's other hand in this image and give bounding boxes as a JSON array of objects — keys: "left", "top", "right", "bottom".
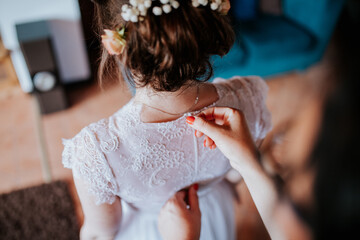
[{"left": 158, "top": 185, "right": 201, "bottom": 240}]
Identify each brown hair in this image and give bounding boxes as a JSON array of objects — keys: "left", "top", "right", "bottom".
[{"left": 95, "top": 0, "right": 235, "bottom": 92}]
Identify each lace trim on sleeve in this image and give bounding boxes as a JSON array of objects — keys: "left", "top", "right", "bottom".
[
  {"left": 238, "top": 76, "right": 272, "bottom": 140},
  {"left": 62, "top": 128, "right": 118, "bottom": 205}
]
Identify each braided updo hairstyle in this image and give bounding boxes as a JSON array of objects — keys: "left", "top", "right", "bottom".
[{"left": 94, "top": 0, "right": 235, "bottom": 92}]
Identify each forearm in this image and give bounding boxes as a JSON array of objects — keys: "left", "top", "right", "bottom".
[
  {"left": 231, "top": 157, "right": 285, "bottom": 240},
  {"left": 81, "top": 224, "right": 119, "bottom": 240},
  {"left": 74, "top": 176, "right": 122, "bottom": 240},
  {"left": 80, "top": 204, "right": 121, "bottom": 240}
]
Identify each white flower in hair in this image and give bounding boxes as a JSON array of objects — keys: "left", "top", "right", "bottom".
[
  {"left": 210, "top": 0, "right": 223, "bottom": 11},
  {"left": 121, "top": 10, "right": 130, "bottom": 21},
  {"left": 153, "top": 6, "right": 163, "bottom": 15},
  {"left": 170, "top": 0, "right": 180, "bottom": 9},
  {"left": 192, "top": 0, "right": 200, "bottom": 7},
  {"left": 121, "top": 0, "right": 229, "bottom": 22},
  {"left": 210, "top": 3, "right": 218, "bottom": 10},
  {"left": 130, "top": 14, "right": 139, "bottom": 22},
  {"left": 162, "top": 4, "right": 172, "bottom": 13},
  {"left": 122, "top": 4, "right": 129, "bottom": 11},
  {"left": 121, "top": 0, "right": 153, "bottom": 22},
  {"left": 129, "top": 0, "right": 139, "bottom": 6},
  {"left": 144, "top": 0, "right": 152, "bottom": 8},
  {"left": 199, "top": 0, "right": 208, "bottom": 6},
  {"left": 138, "top": 4, "right": 145, "bottom": 12}
]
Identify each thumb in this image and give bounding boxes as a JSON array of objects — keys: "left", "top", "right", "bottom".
[
  {"left": 174, "top": 190, "right": 188, "bottom": 209},
  {"left": 188, "top": 185, "right": 200, "bottom": 213},
  {"left": 187, "top": 116, "right": 223, "bottom": 141}
]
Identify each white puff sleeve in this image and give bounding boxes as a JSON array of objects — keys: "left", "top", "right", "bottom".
[
  {"left": 215, "top": 76, "right": 272, "bottom": 141},
  {"left": 62, "top": 127, "right": 118, "bottom": 205}
]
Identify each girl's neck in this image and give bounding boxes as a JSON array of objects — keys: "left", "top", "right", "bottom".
[
  {"left": 134, "top": 83, "right": 199, "bottom": 115},
  {"left": 133, "top": 82, "right": 219, "bottom": 123}
]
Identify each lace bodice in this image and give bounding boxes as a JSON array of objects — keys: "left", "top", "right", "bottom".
[{"left": 62, "top": 76, "right": 272, "bottom": 208}]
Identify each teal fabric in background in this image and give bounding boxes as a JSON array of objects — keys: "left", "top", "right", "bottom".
[{"left": 211, "top": 0, "right": 346, "bottom": 79}]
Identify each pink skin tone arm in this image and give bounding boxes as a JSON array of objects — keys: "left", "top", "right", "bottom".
[
  {"left": 184, "top": 107, "right": 311, "bottom": 240},
  {"left": 73, "top": 175, "right": 122, "bottom": 240}
]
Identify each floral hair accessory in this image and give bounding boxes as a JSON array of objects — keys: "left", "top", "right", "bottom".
[
  {"left": 121, "top": 0, "right": 180, "bottom": 21},
  {"left": 121, "top": 0, "right": 230, "bottom": 22},
  {"left": 101, "top": 27, "right": 126, "bottom": 55},
  {"left": 192, "top": 0, "right": 230, "bottom": 14}
]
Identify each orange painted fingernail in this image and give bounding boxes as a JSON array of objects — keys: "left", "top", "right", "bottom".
[
  {"left": 186, "top": 116, "right": 195, "bottom": 125},
  {"left": 194, "top": 184, "right": 199, "bottom": 191},
  {"left": 204, "top": 139, "right": 206, "bottom": 147}
]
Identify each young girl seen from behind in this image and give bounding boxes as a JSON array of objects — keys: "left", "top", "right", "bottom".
[{"left": 62, "top": 0, "right": 271, "bottom": 239}]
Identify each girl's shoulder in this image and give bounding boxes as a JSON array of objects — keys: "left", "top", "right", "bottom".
[
  {"left": 210, "top": 75, "right": 269, "bottom": 110},
  {"left": 61, "top": 116, "right": 119, "bottom": 204},
  {"left": 61, "top": 102, "right": 139, "bottom": 205},
  {"left": 62, "top": 98, "right": 138, "bottom": 152},
  {"left": 212, "top": 75, "right": 268, "bottom": 97}
]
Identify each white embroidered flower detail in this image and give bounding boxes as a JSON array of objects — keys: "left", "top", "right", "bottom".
[
  {"left": 130, "top": 142, "right": 185, "bottom": 187},
  {"left": 100, "top": 136, "right": 119, "bottom": 153},
  {"left": 157, "top": 121, "right": 193, "bottom": 141}
]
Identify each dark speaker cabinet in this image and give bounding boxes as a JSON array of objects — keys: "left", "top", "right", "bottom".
[{"left": 16, "top": 20, "right": 67, "bottom": 114}]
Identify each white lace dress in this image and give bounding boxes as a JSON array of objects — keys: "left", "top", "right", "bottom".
[{"left": 62, "top": 76, "right": 272, "bottom": 240}]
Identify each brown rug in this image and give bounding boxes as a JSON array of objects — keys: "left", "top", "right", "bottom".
[{"left": 0, "top": 181, "right": 79, "bottom": 240}]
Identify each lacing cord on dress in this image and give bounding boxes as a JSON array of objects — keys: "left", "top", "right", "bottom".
[{"left": 190, "top": 130, "right": 225, "bottom": 198}]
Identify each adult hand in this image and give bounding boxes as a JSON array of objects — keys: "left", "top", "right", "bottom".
[
  {"left": 158, "top": 185, "right": 201, "bottom": 240},
  {"left": 186, "top": 107, "right": 259, "bottom": 170}
]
